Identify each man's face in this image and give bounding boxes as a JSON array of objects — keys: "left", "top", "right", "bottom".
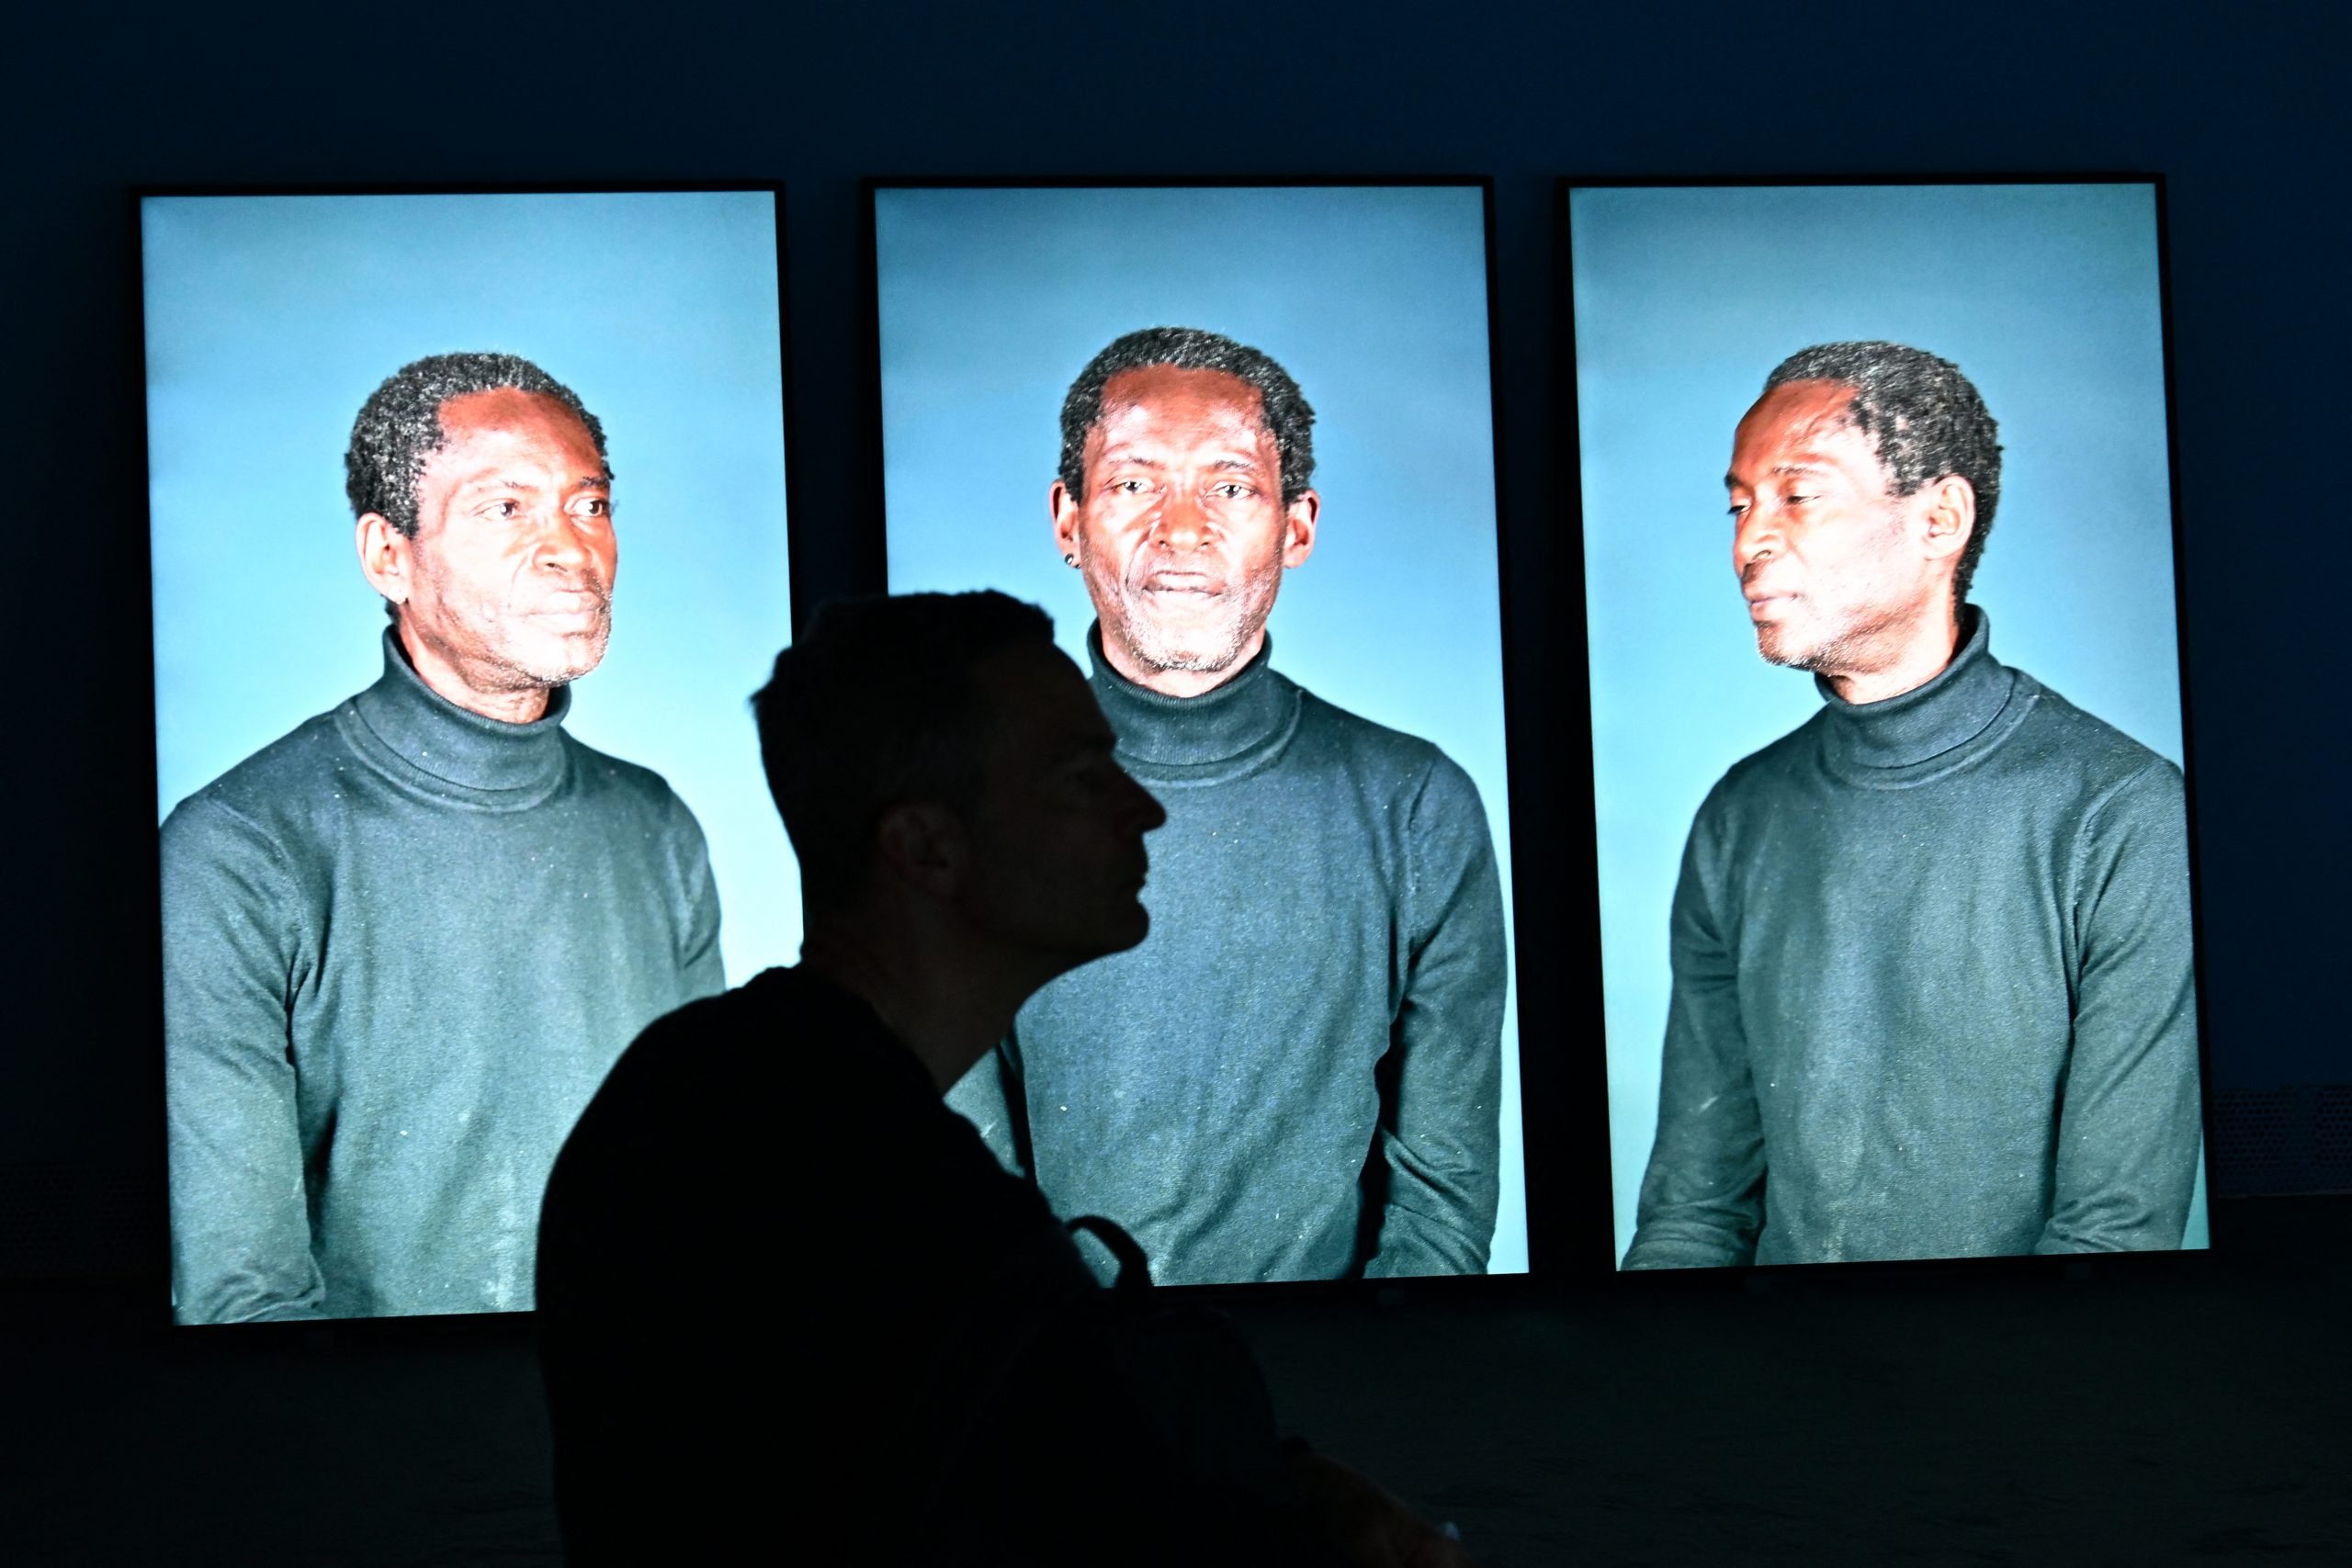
[
  {"left": 390, "top": 388, "right": 617, "bottom": 704},
  {"left": 1725, "top": 378, "right": 1939, "bottom": 674},
  {"left": 959, "top": 642, "right": 1167, "bottom": 964},
  {"left": 1052, "top": 366, "right": 1317, "bottom": 682}
]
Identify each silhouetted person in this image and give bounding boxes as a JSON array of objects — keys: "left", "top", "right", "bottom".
[
  {"left": 163, "top": 352, "right": 721, "bottom": 1323},
  {"left": 537, "top": 592, "right": 1471, "bottom": 1566}
]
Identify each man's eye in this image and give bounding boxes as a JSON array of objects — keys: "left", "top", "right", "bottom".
[
  {"left": 1111, "top": 479, "right": 1151, "bottom": 496},
  {"left": 1785, "top": 493, "right": 1815, "bottom": 505},
  {"left": 1209, "top": 482, "right": 1250, "bottom": 500},
  {"left": 576, "top": 498, "right": 610, "bottom": 518},
  {"left": 486, "top": 499, "right": 522, "bottom": 519}
]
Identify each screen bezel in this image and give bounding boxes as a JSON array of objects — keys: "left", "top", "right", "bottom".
[
  {"left": 1554, "top": 172, "right": 2219, "bottom": 1288},
  {"left": 861, "top": 175, "right": 1544, "bottom": 1303},
  {"left": 137, "top": 180, "right": 802, "bottom": 1336}
]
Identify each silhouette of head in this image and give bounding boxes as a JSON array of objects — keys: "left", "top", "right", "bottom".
[{"left": 755, "top": 592, "right": 1165, "bottom": 962}]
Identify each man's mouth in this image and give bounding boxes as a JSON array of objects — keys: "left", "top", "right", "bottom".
[
  {"left": 1138, "top": 571, "right": 1220, "bottom": 600},
  {"left": 532, "top": 592, "right": 608, "bottom": 624}
]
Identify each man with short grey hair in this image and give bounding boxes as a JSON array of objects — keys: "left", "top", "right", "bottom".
[
  {"left": 1624, "top": 341, "right": 2201, "bottom": 1269},
  {"left": 163, "top": 351, "right": 723, "bottom": 1323}
]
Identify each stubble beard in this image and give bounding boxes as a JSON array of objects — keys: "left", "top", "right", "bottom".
[
  {"left": 1755, "top": 597, "right": 1906, "bottom": 680},
  {"left": 1102, "top": 558, "right": 1283, "bottom": 675}
]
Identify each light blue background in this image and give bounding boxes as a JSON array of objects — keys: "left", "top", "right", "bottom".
[
  {"left": 1571, "top": 183, "right": 2208, "bottom": 1263},
  {"left": 876, "top": 186, "right": 1526, "bottom": 1275},
  {"left": 144, "top": 190, "right": 799, "bottom": 986}
]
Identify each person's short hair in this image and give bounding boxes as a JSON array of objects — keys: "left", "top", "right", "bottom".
[
  {"left": 1762, "top": 341, "right": 2005, "bottom": 603},
  {"left": 1057, "top": 327, "right": 1317, "bottom": 504},
  {"left": 345, "top": 351, "right": 610, "bottom": 539},
  {"left": 753, "top": 592, "right": 1060, "bottom": 910}
]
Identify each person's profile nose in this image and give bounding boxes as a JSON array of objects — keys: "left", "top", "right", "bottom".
[
  {"left": 1133, "top": 777, "right": 1168, "bottom": 833},
  {"left": 537, "top": 513, "right": 593, "bottom": 571}
]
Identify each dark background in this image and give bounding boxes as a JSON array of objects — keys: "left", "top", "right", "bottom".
[{"left": 2, "top": 1, "right": 2342, "bottom": 1287}]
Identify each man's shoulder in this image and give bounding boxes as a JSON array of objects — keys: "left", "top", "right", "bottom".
[
  {"left": 555, "top": 730, "right": 703, "bottom": 832},
  {"left": 609, "top": 967, "right": 903, "bottom": 1097},
  {"left": 2008, "top": 673, "right": 2181, "bottom": 793},
  {"left": 1289, "top": 682, "right": 1476, "bottom": 799},
  {"left": 1707, "top": 713, "right": 1828, "bottom": 802},
  {"left": 160, "top": 703, "right": 358, "bottom": 858}
]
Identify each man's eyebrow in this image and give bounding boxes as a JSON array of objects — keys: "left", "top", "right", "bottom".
[{"left": 1724, "top": 461, "right": 1831, "bottom": 489}]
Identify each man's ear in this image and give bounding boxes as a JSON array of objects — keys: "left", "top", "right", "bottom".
[
  {"left": 1049, "top": 479, "right": 1082, "bottom": 565},
  {"left": 1917, "top": 475, "right": 1976, "bottom": 565},
  {"left": 356, "top": 513, "right": 412, "bottom": 605},
  {"left": 875, "top": 802, "right": 967, "bottom": 903},
  {"left": 1282, "top": 489, "right": 1320, "bottom": 569}
]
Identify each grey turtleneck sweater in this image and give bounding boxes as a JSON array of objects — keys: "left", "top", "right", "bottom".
[
  {"left": 162, "top": 630, "right": 724, "bottom": 1323},
  {"left": 952, "top": 626, "right": 1505, "bottom": 1284},
  {"left": 1623, "top": 609, "right": 2201, "bottom": 1269}
]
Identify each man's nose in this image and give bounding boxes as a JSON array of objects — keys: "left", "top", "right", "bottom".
[
  {"left": 535, "top": 511, "right": 593, "bottom": 570},
  {"left": 1129, "top": 774, "right": 1168, "bottom": 834},
  {"left": 1153, "top": 490, "right": 1210, "bottom": 550}
]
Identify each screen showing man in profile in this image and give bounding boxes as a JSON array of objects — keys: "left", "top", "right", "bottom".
[
  {"left": 145, "top": 190, "right": 797, "bottom": 1323},
  {"left": 874, "top": 184, "right": 1524, "bottom": 1285},
  {"left": 1568, "top": 181, "right": 2208, "bottom": 1269}
]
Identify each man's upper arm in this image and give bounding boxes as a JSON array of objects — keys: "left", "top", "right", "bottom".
[
  {"left": 666, "top": 793, "right": 726, "bottom": 998},
  {"left": 160, "top": 796, "right": 325, "bottom": 1323},
  {"left": 1364, "top": 754, "right": 1504, "bottom": 1279},
  {"left": 2039, "top": 761, "right": 2201, "bottom": 1253},
  {"left": 1623, "top": 795, "right": 1765, "bottom": 1270}
]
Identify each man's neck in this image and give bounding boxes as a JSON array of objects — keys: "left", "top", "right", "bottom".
[
  {"left": 800, "top": 922, "right": 1045, "bottom": 1093},
  {"left": 1823, "top": 600, "right": 1963, "bottom": 706},
  {"left": 1100, "top": 625, "right": 1265, "bottom": 699},
  {"left": 394, "top": 622, "right": 554, "bottom": 724}
]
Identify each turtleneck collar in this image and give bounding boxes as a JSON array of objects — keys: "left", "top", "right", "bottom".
[
  {"left": 345, "top": 627, "right": 574, "bottom": 805},
  {"left": 1814, "top": 606, "right": 2027, "bottom": 785},
  {"left": 1084, "top": 622, "right": 1303, "bottom": 785}
]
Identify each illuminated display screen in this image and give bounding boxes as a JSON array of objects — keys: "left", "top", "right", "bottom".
[
  {"left": 1567, "top": 180, "right": 2209, "bottom": 1269},
  {"left": 874, "top": 182, "right": 1525, "bottom": 1284},
  {"left": 145, "top": 188, "right": 796, "bottom": 1323}
]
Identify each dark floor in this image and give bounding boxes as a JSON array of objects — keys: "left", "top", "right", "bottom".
[{"left": 6, "top": 1198, "right": 2346, "bottom": 1566}]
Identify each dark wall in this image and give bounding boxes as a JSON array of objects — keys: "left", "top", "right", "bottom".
[{"left": 5, "top": 2, "right": 2340, "bottom": 1273}]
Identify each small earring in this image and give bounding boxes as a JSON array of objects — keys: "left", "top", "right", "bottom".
[{"left": 1063, "top": 553, "right": 1079, "bottom": 567}]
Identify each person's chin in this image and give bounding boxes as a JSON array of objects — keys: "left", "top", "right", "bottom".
[
  {"left": 1098, "top": 898, "right": 1152, "bottom": 955},
  {"left": 514, "top": 623, "right": 611, "bottom": 684}
]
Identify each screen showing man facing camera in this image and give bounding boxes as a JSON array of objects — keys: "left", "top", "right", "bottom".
[
  {"left": 145, "top": 190, "right": 797, "bottom": 1323},
  {"left": 874, "top": 184, "right": 1524, "bottom": 1284},
  {"left": 1568, "top": 181, "right": 2209, "bottom": 1269}
]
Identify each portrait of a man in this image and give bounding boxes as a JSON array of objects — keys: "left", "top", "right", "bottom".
[
  {"left": 142, "top": 189, "right": 797, "bottom": 1322},
  {"left": 164, "top": 353, "right": 726, "bottom": 1322},
  {"left": 1567, "top": 181, "right": 2208, "bottom": 1269},
  {"left": 874, "top": 184, "right": 1523, "bottom": 1282},
  {"left": 1623, "top": 342, "right": 2200, "bottom": 1267}
]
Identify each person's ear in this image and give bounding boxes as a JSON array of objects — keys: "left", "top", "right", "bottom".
[
  {"left": 1050, "top": 478, "right": 1083, "bottom": 567},
  {"left": 1282, "top": 489, "right": 1320, "bottom": 569},
  {"left": 875, "top": 802, "right": 967, "bottom": 903},
  {"left": 1917, "top": 475, "right": 1976, "bottom": 565},
  {"left": 356, "top": 513, "right": 413, "bottom": 606}
]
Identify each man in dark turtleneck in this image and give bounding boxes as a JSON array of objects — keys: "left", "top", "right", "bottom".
[
  {"left": 949, "top": 327, "right": 1507, "bottom": 1284},
  {"left": 1623, "top": 341, "right": 2201, "bottom": 1269},
  {"left": 161, "top": 353, "right": 723, "bottom": 1323}
]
